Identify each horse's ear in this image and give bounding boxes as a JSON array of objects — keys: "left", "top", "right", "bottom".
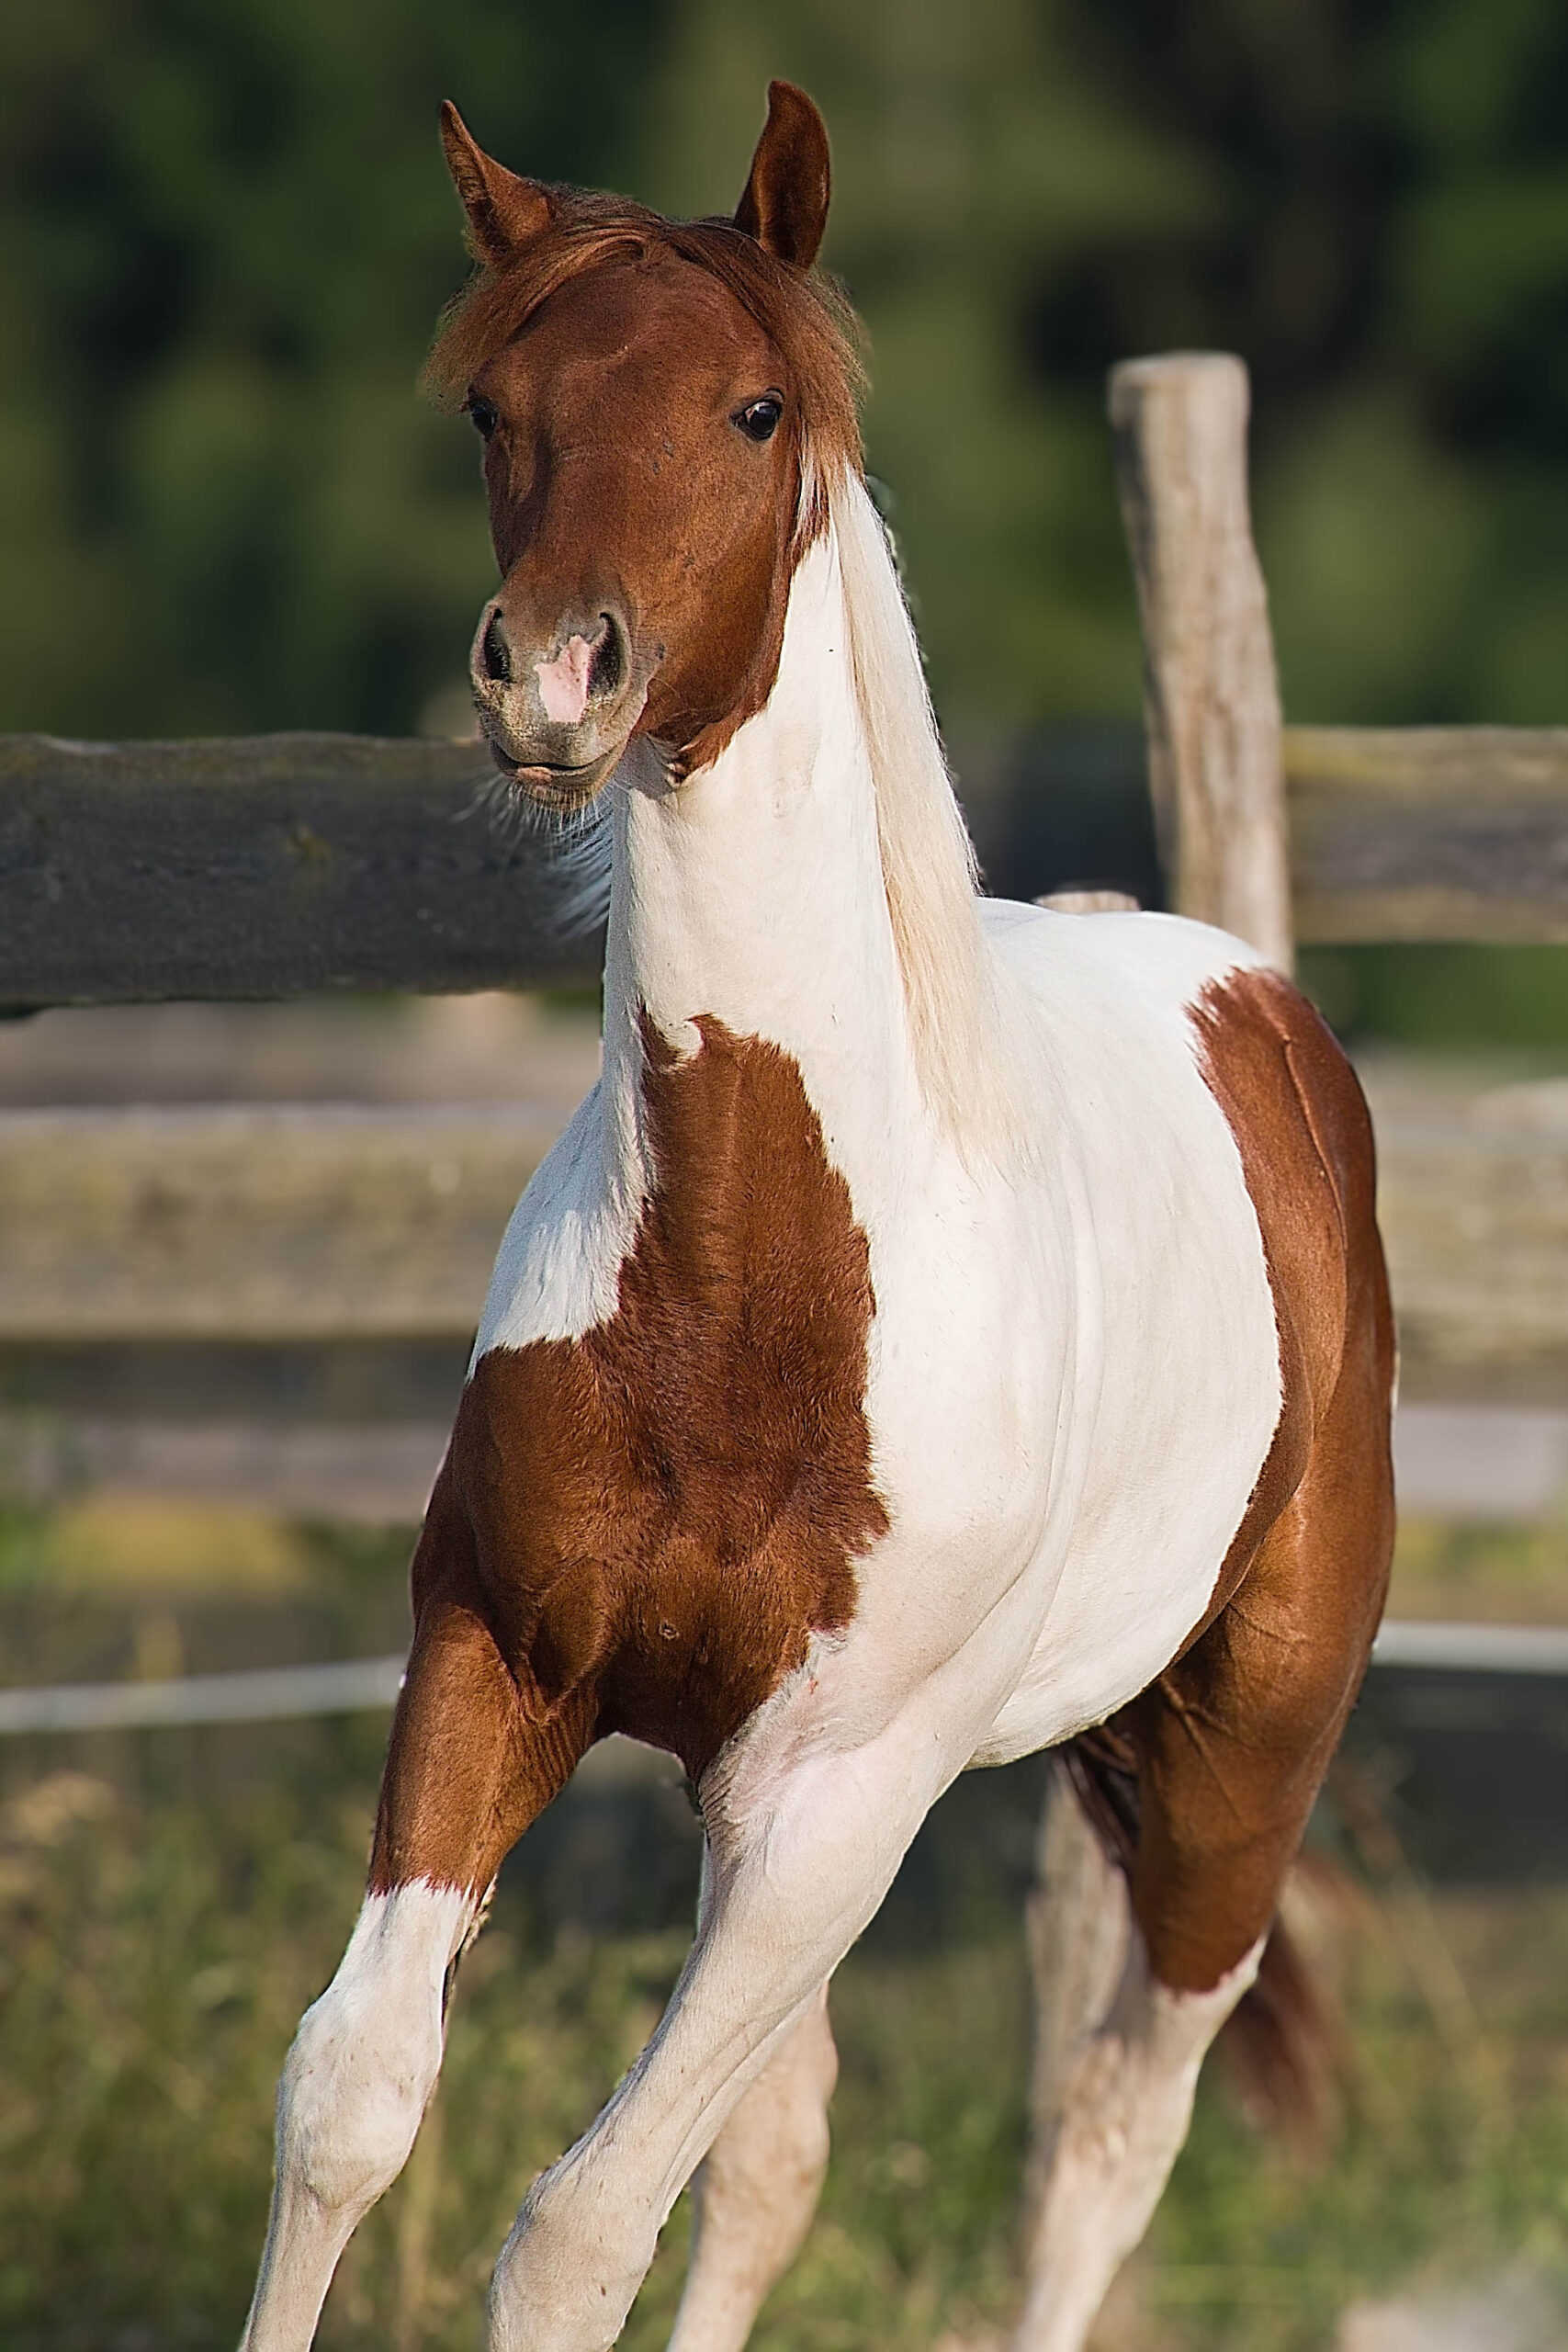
[
  {"left": 439, "top": 101, "right": 553, "bottom": 267},
  {"left": 734, "top": 81, "right": 830, "bottom": 270}
]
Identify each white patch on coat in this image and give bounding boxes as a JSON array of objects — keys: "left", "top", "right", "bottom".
[
  {"left": 953, "top": 901, "right": 1281, "bottom": 1757},
  {"left": 470, "top": 1077, "right": 645, "bottom": 1361}
]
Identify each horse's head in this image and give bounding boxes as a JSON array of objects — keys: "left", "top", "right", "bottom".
[{"left": 427, "top": 83, "right": 861, "bottom": 809}]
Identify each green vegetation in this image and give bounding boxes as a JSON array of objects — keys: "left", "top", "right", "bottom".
[
  {"left": 6, "top": 0, "right": 1568, "bottom": 1044},
  {"left": 4, "top": 0, "right": 1568, "bottom": 745},
  {"left": 1303, "top": 946, "right": 1568, "bottom": 1056},
  {"left": 2, "top": 1754, "right": 1567, "bottom": 2350},
  {"left": 3, "top": 1507, "right": 1567, "bottom": 2343},
  {"left": 0, "top": 0, "right": 671, "bottom": 740}
]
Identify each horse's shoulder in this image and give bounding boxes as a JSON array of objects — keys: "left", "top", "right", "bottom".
[{"left": 440, "top": 1018, "right": 888, "bottom": 1781}]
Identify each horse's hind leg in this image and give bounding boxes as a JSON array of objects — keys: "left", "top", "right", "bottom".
[
  {"left": 1015, "top": 1346, "right": 1393, "bottom": 2352},
  {"left": 666, "top": 1982, "right": 838, "bottom": 2352},
  {"left": 242, "top": 1478, "right": 587, "bottom": 2351},
  {"left": 1023, "top": 1764, "right": 1130, "bottom": 2204},
  {"left": 1015, "top": 1896, "right": 1263, "bottom": 2352}
]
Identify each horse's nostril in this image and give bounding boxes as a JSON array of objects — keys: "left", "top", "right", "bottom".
[
  {"left": 479, "top": 609, "right": 512, "bottom": 685},
  {"left": 589, "top": 613, "right": 626, "bottom": 702}
]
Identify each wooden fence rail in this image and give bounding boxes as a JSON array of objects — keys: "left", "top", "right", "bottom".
[
  {"left": 0, "top": 732, "right": 600, "bottom": 1008},
  {"left": 5, "top": 720, "right": 1568, "bottom": 1007},
  {"left": 1107, "top": 353, "right": 1568, "bottom": 969},
  {"left": 1287, "top": 727, "right": 1568, "bottom": 945}
]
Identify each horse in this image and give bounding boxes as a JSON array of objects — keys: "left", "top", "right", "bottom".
[{"left": 241, "top": 78, "right": 1394, "bottom": 2352}]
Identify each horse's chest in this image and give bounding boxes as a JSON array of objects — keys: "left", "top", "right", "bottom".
[{"left": 453, "top": 1016, "right": 888, "bottom": 1778}]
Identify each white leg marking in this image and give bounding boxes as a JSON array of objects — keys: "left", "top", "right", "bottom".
[
  {"left": 666, "top": 1983, "right": 838, "bottom": 2352},
  {"left": 1014, "top": 1924, "right": 1263, "bottom": 2352},
  {"left": 486, "top": 1725, "right": 949, "bottom": 2352},
  {"left": 240, "top": 1881, "right": 473, "bottom": 2352}
]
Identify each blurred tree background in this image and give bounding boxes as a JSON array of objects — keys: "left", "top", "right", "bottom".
[
  {"left": 4, "top": 0, "right": 1566, "bottom": 739},
  {"left": 2, "top": 0, "right": 1566, "bottom": 1012}
]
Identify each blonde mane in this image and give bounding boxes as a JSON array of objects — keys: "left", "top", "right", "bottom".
[{"left": 829, "top": 468, "right": 1037, "bottom": 1170}]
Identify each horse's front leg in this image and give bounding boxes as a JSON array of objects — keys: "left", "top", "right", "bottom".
[
  {"left": 666, "top": 1981, "right": 837, "bottom": 2352},
  {"left": 487, "top": 1715, "right": 946, "bottom": 2352},
  {"left": 241, "top": 1491, "right": 589, "bottom": 2351},
  {"left": 239, "top": 1875, "right": 475, "bottom": 2352}
]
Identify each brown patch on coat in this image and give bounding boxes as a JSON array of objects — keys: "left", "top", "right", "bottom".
[
  {"left": 1175, "top": 967, "right": 1364, "bottom": 1652},
  {"left": 1066, "top": 967, "right": 1396, "bottom": 2023},
  {"left": 370, "top": 1015, "right": 888, "bottom": 1896}
]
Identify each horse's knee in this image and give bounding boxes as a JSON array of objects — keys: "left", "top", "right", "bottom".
[
  {"left": 276, "top": 1883, "right": 468, "bottom": 2216},
  {"left": 277, "top": 1994, "right": 431, "bottom": 2217}
]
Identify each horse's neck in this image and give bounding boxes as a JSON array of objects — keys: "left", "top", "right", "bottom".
[{"left": 600, "top": 526, "right": 923, "bottom": 1195}]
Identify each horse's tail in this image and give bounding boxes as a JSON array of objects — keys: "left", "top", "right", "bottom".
[
  {"left": 1058, "top": 1733, "right": 1337, "bottom": 2146},
  {"left": 1216, "top": 1894, "right": 1337, "bottom": 2142}
]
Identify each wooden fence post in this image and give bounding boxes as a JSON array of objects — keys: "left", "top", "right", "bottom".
[{"left": 1109, "top": 353, "right": 1293, "bottom": 971}]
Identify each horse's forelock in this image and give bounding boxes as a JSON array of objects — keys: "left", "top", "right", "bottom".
[{"left": 422, "top": 197, "right": 864, "bottom": 499}]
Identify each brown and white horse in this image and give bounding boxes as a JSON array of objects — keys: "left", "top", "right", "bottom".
[{"left": 242, "top": 81, "right": 1394, "bottom": 2352}]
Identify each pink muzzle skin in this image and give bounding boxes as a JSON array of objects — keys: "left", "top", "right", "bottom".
[{"left": 535, "top": 636, "right": 594, "bottom": 726}]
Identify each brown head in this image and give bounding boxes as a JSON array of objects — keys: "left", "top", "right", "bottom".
[{"left": 426, "top": 82, "right": 863, "bottom": 808}]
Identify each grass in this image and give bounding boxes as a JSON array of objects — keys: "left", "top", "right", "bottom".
[
  {"left": 2, "top": 1498, "right": 1567, "bottom": 2347},
  {"left": 2, "top": 1751, "right": 1568, "bottom": 2352},
  {"left": 1145, "top": 1874, "right": 1568, "bottom": 2347}
]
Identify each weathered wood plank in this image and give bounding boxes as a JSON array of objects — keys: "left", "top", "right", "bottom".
[
  {"left": 1109, "top": 354, "right": 1293, "bottom": 969},
  {"left": 1359, "top": 1057, "right": 1568, "bottom": 1397},
  {"left": 3, "top": 1074, "right": 1567, "bottom": 1399},
  {"left": 1287, "top": 725, "right": 1568, "bottom": 944},
  {"left": 0, "top": 732, "right": 604, "bottom": 1006},
  {"left": 0, "top": 1102, "right": 559, "bottom": 1340}
]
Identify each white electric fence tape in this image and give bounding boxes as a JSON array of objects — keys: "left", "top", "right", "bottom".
[
  {"left": 0, "top": 1654, "right": 406, "bottom": 1734},
  {"left": 2, "top": 1623, "right": 1567, "bottom": 1735}
]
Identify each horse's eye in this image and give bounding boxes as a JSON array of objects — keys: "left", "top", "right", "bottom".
[
  {"left": 465, "top": 394, "right": 499, "bottom": 439},
  {"left": 735, "top": 395, "right": 784, "bottom": 445}
]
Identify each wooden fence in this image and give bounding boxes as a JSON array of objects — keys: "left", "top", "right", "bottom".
[{"left": 4, "top": 350, "right": 1568, "bottom": 1407}]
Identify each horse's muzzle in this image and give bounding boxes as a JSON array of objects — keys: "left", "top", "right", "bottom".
[{"left": 469, "top": 598, "right": 648, "bottom": 808}]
